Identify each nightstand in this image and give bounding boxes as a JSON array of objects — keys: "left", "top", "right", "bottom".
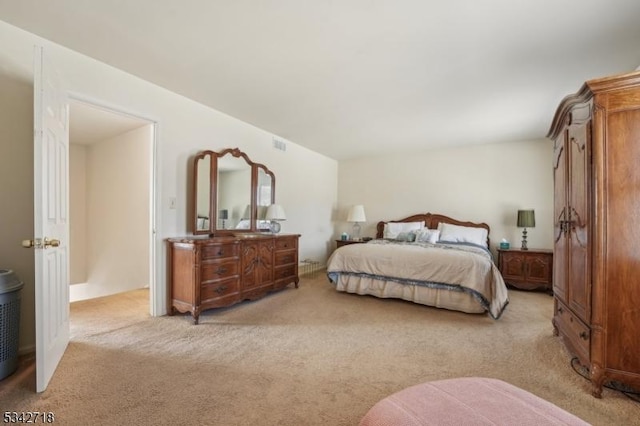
[
  {"left": 336, "top": 239, "right": 367, "bottom": 249},
  {"left": 497, "top": 248, "right": 553, "bottom": 292}
]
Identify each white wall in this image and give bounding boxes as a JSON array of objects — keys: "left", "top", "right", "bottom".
[
  {"left": 70, "top": 125, "right": 152, "bottom": 301},
  {"left": 69, "top": 144, "right": 88, "bottom": 284},
  {"left": 337, "top": 139, "right": 554, "bottom": 254},
  {"left": 0, "top": 20, "right": 338, "bottom": 352}
]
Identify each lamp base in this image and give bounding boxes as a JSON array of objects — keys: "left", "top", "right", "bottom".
[
  {"left": 269, "top": 221, "right": 281, "bottom": 234},
  {"left": 521, "top": 228, "right": 528, "bottom": 250},
  {"left": 352, "top": 222, "right": 362, "bottom": 240}
]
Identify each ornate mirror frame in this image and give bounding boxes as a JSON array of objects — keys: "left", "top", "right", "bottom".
[{"left": 192, "top": 148, "right": 275, "bottom": 235}]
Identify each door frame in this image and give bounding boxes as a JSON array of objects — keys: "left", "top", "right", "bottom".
[{"left": 68, "top": 92, "right": 161, "bottom": 316}]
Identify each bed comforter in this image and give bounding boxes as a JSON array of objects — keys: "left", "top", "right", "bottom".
[{"left": 327, "top": 240, "right": 509, "bottom": 319}]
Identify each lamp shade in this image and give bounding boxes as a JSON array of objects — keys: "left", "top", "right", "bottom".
[
  {"left": 257, "top": 205, "right": 268, "bottom": 220},
  {"left": 347, "top": 205, "right": 366, "bottom": 223},
  {"left": 265, "top": 204, "right": 286, "bottom": 221},
  {"left": 517, "top": 209, "right": 535, "bottom": 228}
]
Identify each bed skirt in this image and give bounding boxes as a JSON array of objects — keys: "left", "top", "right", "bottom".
[{"left": 329, "top": 272, "right": 486, "bottom": 315}]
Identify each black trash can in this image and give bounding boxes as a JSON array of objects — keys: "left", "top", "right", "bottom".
[{"left": 0, "top": 269, "right": 24, "bottom": 380}]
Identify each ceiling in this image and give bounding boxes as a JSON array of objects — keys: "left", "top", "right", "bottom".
[
  {"left": 2, "top": 1, "right": 640, "bottom": 160},
  {"left": 69, "top": 101, "right": 150, "bottom": 145}
]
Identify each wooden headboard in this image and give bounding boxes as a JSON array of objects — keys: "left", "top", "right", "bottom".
[{"left": 375, "top": 213, "right": 491, "bottom": 246}]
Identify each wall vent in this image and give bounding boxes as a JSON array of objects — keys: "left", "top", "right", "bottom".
[{"left": 272, "top": 137, "right": 287, "bottom": 152}]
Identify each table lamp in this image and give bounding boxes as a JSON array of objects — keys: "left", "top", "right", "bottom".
[
  {"left": 517, "top": 209, "right": 535, "bottom": 250},
  {"left": 347, "top": 205, "right": 366, "bottom": 240},
  {"left": 265, "top": 204, "right": 286, "bottom": 233}
]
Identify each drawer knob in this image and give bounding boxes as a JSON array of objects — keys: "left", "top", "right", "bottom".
[
  {"left": 579, "top": 331, "right": 588, "bottom": 340},
  {"left": 214, "top": 285, "right": 228, "bottom": 295},
  {"left": 558, "top": 307, "right": 564, "bottom": 314},
  {"left": 216, "top": 266, "right": 228, "bottom": 274},
  {"left": 216, "top": 250, "right": 224, "bottom": 256}
]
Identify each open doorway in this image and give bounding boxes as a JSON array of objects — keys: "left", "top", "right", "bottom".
[{"left": 68, "top": 99, "right": 154, "bottom": 310}]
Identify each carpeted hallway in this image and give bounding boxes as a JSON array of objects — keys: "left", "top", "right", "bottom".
[{"left": 1, "top": 272, "right": 639, "bottom": 425}]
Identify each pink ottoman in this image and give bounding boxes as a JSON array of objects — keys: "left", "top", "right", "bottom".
[{"left": 360, "top": 377, "right": 589, "bottom": 426}]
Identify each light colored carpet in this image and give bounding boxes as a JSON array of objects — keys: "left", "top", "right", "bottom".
[{"left": 1, "top": 273, "right": 639, "bottom": 425}]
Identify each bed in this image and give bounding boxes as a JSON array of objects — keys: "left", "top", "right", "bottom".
[{"left": 326, "top": 213, "right": 509, "bottom": 319}]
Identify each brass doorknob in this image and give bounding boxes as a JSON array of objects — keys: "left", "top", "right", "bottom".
[
  {"left": 44, "top": 238, "right": 60, "bottom": 248},
  {"left": 21, "top": 238, "right": 61, "bottom": 249},
  {"left": 22, "top": 239, "right": 36, "bottom": 248}
]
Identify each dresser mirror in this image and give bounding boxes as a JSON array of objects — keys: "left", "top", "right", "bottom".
[
  {"left": 193, "top": 148, "right": 275, "bottom": 235},
  {"left": 195, "top": 152, "right": 212, "bottom": 231}
]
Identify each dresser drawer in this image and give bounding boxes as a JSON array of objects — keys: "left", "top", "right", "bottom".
[
  {"left": 201, "top": 243, "right": 238, "bottom": 260},
  {"left": 201, "top": 260, "right": 239, "bottom": 281},
  {"left": 275, "top": 250, "right": 297, "bottom": 266},
  {"left": 275, "top": 265, "right": 296, "bottom": 280},
  {"left": 555, "top": 300, "right": 590, "bottom": 361},
  {"left": 201, "top": 277, "right": 240, "bottom": 301},
  {"left": 275, "top": 237, "right": 297, "bottom": 251}
]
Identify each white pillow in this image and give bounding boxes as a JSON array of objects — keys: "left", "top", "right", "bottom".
[
  {"left": 437, "top": 223, "right": 488, "bottom": 248},
  {"left": 383, "top": 221, "right": 425, "bottom": 239},
  {"left": 415, "top": 228, "right": 440, "bottom": 244}
]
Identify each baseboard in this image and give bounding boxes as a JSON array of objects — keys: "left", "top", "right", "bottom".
[{"left": 18, "top": 344, "right": 35, "bottom": 356}]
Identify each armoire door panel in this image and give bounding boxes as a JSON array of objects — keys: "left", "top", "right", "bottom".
[
  {"left": 568, "top": 124, "right": 589, "bottom": 235},
  {"left": 553, "top": 133, "right": 568, "bottom": 298},
  {"left": 567, "top": 123, "right": 590, "bottom": 323},
  {"left": 568, "top": 235, "right": 589, "bottom": 321}
]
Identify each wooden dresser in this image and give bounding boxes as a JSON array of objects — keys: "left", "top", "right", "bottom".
[
  {"left": 548, "top": 70, "right": 640, "bottom": 397},
  {"left": 167, "top": 233, "right": 300, "bottom": 324}
]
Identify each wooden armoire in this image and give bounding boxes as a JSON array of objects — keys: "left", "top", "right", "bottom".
[{"left": 548, "top": 70, "right": 640, "bottom": 397}]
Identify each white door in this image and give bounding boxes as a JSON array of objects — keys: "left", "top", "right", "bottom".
[{"left": 33, "top": 46, "right": 70, "bottom": 392}]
